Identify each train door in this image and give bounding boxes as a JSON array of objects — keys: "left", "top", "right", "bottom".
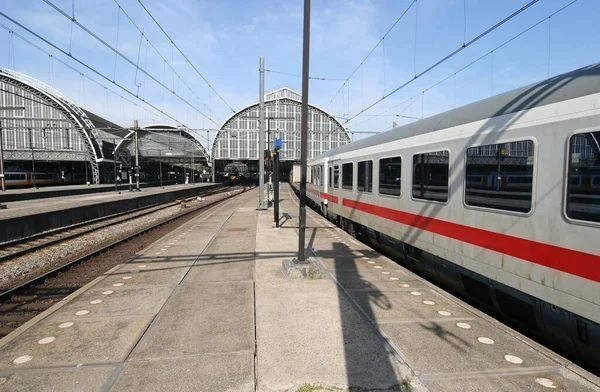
[{"left": 327, "top": 160, "right": 340, "bottom": 219}]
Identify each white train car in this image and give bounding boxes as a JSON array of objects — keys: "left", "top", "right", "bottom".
[{"left": 307, "top": 63, "right": 600, "bottom": 368}]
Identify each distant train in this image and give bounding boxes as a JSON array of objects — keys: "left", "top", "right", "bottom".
[
  {"left": 295, "top": 63, "right": 600, "bottom": 369},
  {"left": 3, "top": 170, "right": 89, "bottom": 187}
]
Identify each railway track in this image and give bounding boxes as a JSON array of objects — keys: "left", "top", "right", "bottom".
[
  {"left": 0, "top": 185, "right": 253, "bottom": 338},
  {"left": 0, "top": 185, "right": 233, "bottom": 263}
]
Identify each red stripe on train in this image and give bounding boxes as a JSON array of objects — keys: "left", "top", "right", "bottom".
[
  {"left": 342, "top": 198, "right": 600, "bottom": 283},
  {"left": 306, "top": 186, "right": 338, "bottom": 203}
]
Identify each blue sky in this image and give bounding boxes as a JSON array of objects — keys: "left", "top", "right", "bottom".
[{"left": 1, "top": 0, "right": 598, "bottom": 144}]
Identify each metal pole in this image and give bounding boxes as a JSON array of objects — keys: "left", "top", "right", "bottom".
[
  {"left": 0, "top": 121, "right": 5, "bottom": 192},
  {"left": 113, "top": 147, "right": 117, "bottom": 191},
  {"left": 29, "top": 128, "right": 37, "bottom": 189},
  {"left": 274, "top": 151, "right": 280, "bottom": 227},
  {"left": 258, "top": 56, "right": 266, "bottom": 209},
  {"left": 134, "top": 120, "right": 140, "bottom": 191},
  {"left": 211, "top": 156, "right": 216, "bottom": 183},
  {"left": 85, "top": 153, "right": 88, "bottom": 185},
  {"left": 159, "top": 150, "right": 163, "bottom": 187},
  {"left": 297, "top": 0, "right": 311, "bottom": 262}
]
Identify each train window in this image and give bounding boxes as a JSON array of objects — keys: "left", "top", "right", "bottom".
[
  {"left": 465, "top": 140, "right": 534, "bottom": 213},
  {"left": 566, "top": 131, "right": 600, "bottom": 223},
  {"left": 357, "top": 160, "right": 373, "bottom": 192},
  {"left": 333, "top": 165, "right": 339, "bottom": 188},
  {"left": 342, "top": 162, "right": 353, "bottom": 190},
  {"left": 379, "top": 157, "right": 401, "bottom": 196},
  {"left": 6, "top": 173, "right": 26, "bottom": 180},
  {"left": 412, "top": 151, "right": 449, "bottom": 202},
  {"left": 320, "top": 165, "right": 324, "bottom": 187},
  {"left": 329, "top": 166, "right": 333, "bottom": 187}
]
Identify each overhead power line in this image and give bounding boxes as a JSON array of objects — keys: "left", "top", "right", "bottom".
[
  {"left": 265, "top": 69, "right": 346, "bottom": 81},
  {"left": 344, "top": 0, "right": 540, "bottom": 123},
  {"left": 111, "top": 0, "right": 219, "bottom": 123},
  {"left": 325, "top": 0, "right": 417, "bottom": 111},
  {"left": 0, "top": 15, "right": 183, "bottom": 125},
  {"left": 350, "top": 0, "right": 578, "bottom": 131},
  {"left": 135, "top": 0, "right": 235, "bottom": 113},
  {"left": 41, "top": 0, "right": 219, "bottom": 126}
]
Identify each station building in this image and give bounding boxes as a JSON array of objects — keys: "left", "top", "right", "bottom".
[
  {"left": 211, "top": 87, "right": 351, "bottom": 180},
  {"left": 0, "top": 69, "right": 209, "bottom": 187}
]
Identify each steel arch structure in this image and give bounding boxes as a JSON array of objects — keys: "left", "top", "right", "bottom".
[
  {"left": 211, "top": 88, "right": 351, "bottom": 163},
  {"left": 0, "top": 69, "right": 102, "bottom": 183}
]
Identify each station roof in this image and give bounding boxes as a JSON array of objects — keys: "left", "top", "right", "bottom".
[
  {"left": 212, "top": 87, "right": 351, "bottom": 162},
  {"left": 116, "top": 124, "right": 210, "bottom": 164}
]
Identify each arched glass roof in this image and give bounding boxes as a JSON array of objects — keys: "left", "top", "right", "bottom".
[
  {"left": 117, "top": 124, "right": 209, "bottom": 163},
  {"left": 212, "top": 87, "right": 351, "bottom": 161}
]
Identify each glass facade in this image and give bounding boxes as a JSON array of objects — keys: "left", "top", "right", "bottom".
[{"left": 213, "top": 88, "right": 350, "bottom": 161}]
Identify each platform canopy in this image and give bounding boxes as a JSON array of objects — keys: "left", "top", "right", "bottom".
[
  {"left": 0, "top": 68, "right": 103, "bottom": 183},
  {"left": 212, "top": 87, "right": 351, "bottom": 162},
  {"left": 116, "top": 124, "right": 209, "bottom": 168}
]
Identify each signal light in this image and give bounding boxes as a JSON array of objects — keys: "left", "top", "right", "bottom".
[{"left": 264, "top": 149, "right": 271, "bottom": 161}]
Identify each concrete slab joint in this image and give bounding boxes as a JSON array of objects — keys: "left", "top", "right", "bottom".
[{"left": 282, "top": 257, "right": 324, "bottom": 279}]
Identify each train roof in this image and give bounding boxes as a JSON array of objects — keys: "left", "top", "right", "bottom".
[{"left": 321, "top": 62, "right": 600, "bottom": 158}]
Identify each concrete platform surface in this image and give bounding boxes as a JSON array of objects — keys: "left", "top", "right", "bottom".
[
  {"left": 0, "top": 184, "right": 597, "bottom": 392},
  {"left": 0, "top": 182, "right": 216, "bottom": 220},
  {"left": 0, "top": 182, "right": 222, "bottom": 244}
]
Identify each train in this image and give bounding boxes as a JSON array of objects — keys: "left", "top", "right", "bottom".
[
  {"left": 3, "top": 169, "right": 90, "bottom": 187},
  {"left": 297, "top": 63, "right": 600, "bottom": 369}
]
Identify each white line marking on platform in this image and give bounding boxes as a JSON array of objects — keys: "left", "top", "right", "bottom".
[
  {"left": 438, "top": 310, "right": 451, "bottom": 316},
  {"left": 102, "top": 291, "right": 114, "bottom": 295},
  {"left": 75, "top": 310, "right": 89, "bottom": 316},
  {"left": 90, "top": 300, "right": 102, "bottom": 305},
  {"left": 456, "top": 322, "right": 472, "bottom": 329},
  {"left": 423, "top": 300, "right": 435, "bottom": 305},
  {"left": 58, "top": 322, "right": 74, "bottom": 329},
  {"left": 410, "top": 291, "right": 422, "bottom": 296}
]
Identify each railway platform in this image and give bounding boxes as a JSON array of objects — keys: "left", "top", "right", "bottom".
[
  {"left": 0, "top": 182, "right": 219, "bottom": 244},
  {"left": 0, "top": 181, "right": 213, "bottom": 203},
  {"left": 0, "top": 184, "right": 597, "bottom": 391}
]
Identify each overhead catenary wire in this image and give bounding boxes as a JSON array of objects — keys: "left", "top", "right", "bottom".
[
  {"left": 0, "top": 17, "right": 181, "bottom": 125},
  {"left": 348, "top": 0, "right": 578, "bottom": 130},
  {"left": 264, "top": 69, "right": 345, "bottom": 81},
  {"left": 343, "top": 0, "right": 540, "bottom": 124},
  {"left": 40, "top": 0, "right": 219, "bottom": 126},
  {"left": 325, "top": 0, "right": 417, "bottom": 110},
  {"left": 135, "top": 0, "right": 235, "bottom": 113},
  {"left": 110, "top": 0, "right": 218, "bottom": 122}
]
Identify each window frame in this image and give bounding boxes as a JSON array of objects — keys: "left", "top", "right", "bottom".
[
  {"left": 410, "top": 148, "right": 451, "bottom": 205},
  {"left": 357, "top": 159, "right": 374, "bottom": 194},
  {"left": 377, "top": 155, "right": 402, "bottom": 198},
  {"left": 333, "top": 164, "right": 340, "bottom": 189},
  {"left": 462, "top": 137, "right": 537, "bottom": 217},
  {"left": 341, "top": 162, "right": 354, "bottom": 191},
  {"left": 563, "top": 128, "right": 600, "bottom": 227}
]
